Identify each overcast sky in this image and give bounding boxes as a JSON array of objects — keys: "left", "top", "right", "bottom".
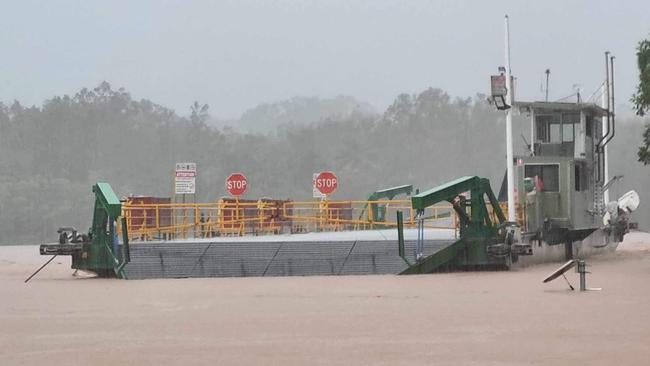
[{"left": 1, "top": 0, "right": 649, "bottom": 118}]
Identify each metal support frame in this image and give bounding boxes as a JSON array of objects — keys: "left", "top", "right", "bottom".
[
  {"left": 39, "top": 182, "right": 131, "bottom": 278},
  {"left": 398, "top": 176, "right": 526, "bottom": 274},
  {"left": 358, "top": 184, "right": 413, "bottom": 225}
]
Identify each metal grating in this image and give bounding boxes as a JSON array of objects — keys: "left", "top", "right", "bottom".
[{"left": 122, "top": 239, "right": 453, "bottom": 280}]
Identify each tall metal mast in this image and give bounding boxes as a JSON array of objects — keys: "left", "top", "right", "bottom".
[{"left": 504, "top": 15, "right": 515, "bottom": 222}]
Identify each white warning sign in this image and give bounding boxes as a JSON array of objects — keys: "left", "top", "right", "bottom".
[
  {"left": 312, "top": 173, "right": 326, "bottom": 199},
  {"left": 175, "top": 162, "right": 196, "bottom": 194}
]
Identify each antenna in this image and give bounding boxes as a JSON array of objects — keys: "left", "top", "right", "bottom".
[
  {"left": 544, "top": 69, "right": 550, "bottom": 101},
  {"left": 572, "top": 84, "right": 583, "bottom": 103}
]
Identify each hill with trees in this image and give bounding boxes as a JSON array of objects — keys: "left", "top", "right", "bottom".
[{"left": 236, "top": 95, "right": 375, "bottom": 134}]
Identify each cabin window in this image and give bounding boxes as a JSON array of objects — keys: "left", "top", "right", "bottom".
[
  {"left": 536, "top": 114, "right": 561, "bottom": 143},
  {"left": 574, "top": 162, "right": 589, "bottom": 191},
  {"left": 550, "top": 123, "right": 561, "bottom": 143},
  {"left": 562, "top": 113, "right": 579, "bottom": 143},
  {"left": 562, "top": 123, "right": 574, "bottom": 142},
  {"left": 536, "top": 120, "right": 547, "bottom": 142},
  {"left": 524, "top": 164, "right": 559, "bottom": 192},
  {"left": 586, "top": 116, "right": 593, "bottom": 137}
]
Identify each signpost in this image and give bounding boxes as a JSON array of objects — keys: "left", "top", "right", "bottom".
[
  {"left": 226, "top": 173, "right": 248, "bottom": 196},
  {"left": 314, "top": 171, "right": 338, "bottom": 196},
  {"left": 312, "top": 173, "right": 325, "bottom": 199},
  {"left": 175, "top": 162, "right": 196, "bottom": 195}
]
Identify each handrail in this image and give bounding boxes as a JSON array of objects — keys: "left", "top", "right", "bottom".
[{"left": 118, "top": 197, "right": 526, "bottom": 242}]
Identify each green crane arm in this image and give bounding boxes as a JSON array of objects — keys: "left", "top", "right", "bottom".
[
  {"left": 369, "top": 184, "right": 413, "bottom": 201},
  {"left": 412, "top": 176, "right": 479, "bottom": 210},
  {"left": 358, "top": 184, "right": 413, "bottom": 222},
  {"left": 397, "top": 176, "right": 510, "bottom": 274},
  {"left": 482, "top": 179, "right": 507, "bottom": 224},
  {"left": 410, "top": 176, "right": 505, "bottom": 229},
  {"left": 93, "top": 182, "right": 121, "bottom": 218}
]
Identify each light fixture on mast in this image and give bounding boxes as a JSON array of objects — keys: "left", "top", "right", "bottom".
[{"left": 491, "top": 67, "right": 510, "bottom": 110}]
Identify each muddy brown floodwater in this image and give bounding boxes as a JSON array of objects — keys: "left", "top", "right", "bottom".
[{"left": 2, "top": 232, "right": 650, "bottom": 365}]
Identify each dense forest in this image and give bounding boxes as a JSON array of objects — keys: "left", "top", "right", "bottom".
[{"left": 0, "top": 82, "right": 647, "bottom": 245}]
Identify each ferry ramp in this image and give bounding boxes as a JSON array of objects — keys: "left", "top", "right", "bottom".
[{"left": 122, "top": 238, "right": 453, "bottom": 280}]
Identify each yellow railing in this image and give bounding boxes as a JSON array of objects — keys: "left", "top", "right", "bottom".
[
  {"left": 119, "top": 198, "right": 456, "bottom": 242},
  {"left": 282, "top": 200, "right": 455, "bottom": 233},
  {"left": 118, "top": 198, "right": 525, "bottom": 242},
  {"left": 498, "top": 202, "right": 526, "bottom": 229}
]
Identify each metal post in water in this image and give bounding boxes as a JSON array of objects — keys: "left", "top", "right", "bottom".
[{"left": 577, "top": 260, "right": 587, "bottom": 291}]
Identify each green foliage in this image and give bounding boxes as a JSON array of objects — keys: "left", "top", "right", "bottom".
[
  {"left": 632, "top": 35, "right": 650, "bottom": 164},
  {"left": 238, "top": 96, "right": 373, "bottom": 134},
  {"left": 190, "top": 101, "right": 209, "bottom": 125},
  {"left": 632, "top": 36, "right": 650, "bottom": 116},
  {"left": 639, "top": 122, "right": 650, "bottom": 165}
]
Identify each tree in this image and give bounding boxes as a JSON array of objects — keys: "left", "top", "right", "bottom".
[
  {"left": 190, "top": 101, "right": 209, "bottom": 125},
  {"left": 632, "top": 35, "right": 650, "bottom": 164}
]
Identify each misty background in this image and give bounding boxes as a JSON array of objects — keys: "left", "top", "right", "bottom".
[
  {"left": 0, "top": 82, "right": 647, "bottom": 245},
  {"left": 0, "top": 1, "right": 649, "bottom": 244}
]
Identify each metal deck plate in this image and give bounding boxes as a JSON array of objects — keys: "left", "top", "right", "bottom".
[{"left": 122, "top": 239, "right": 453, "bottom": 279}]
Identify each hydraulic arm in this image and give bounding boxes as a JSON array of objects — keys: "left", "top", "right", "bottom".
[
  {"left": 358, "top": 184, "right": 413, "bottom": 224},
  {"left": 398, "top": 176, "right": 532, "bottom": 274}
]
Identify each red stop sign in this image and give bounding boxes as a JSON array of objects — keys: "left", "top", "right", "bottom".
[
  {"left": 226, "top": 173, "right": 248, "bottom": 196},
  {"left": 315, "top": 171, "right": 338, "bottom": 195}
]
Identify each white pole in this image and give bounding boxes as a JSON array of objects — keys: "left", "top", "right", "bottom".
[
  {"left": 601, "top": 53, "right": 610, "bottom": 203},
  {"left": 505, "top": 15, "right": 516, "bottom": 222}
]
